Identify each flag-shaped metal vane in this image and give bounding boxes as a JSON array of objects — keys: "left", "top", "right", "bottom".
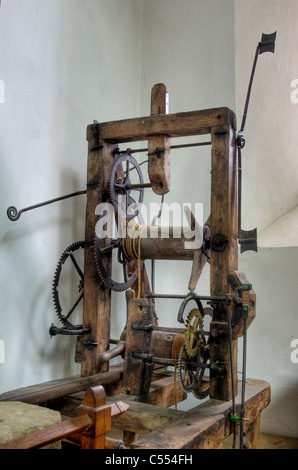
[{"left": 237, "top": 32, "right": 277, "bottom": 253}]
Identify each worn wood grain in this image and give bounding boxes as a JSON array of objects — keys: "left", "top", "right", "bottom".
[
  {"left": 0, "top": 365, "right": 123, "bottom": 404},
  {"left": 76, "top": 385, "right": 111, "bottom": 449},
  {"left": 75, "top": 133, "right": 118, "bottom": 376},
  {"left": 122, "top": 298, "right": 153, "bottom": 395},
  {"left": 148, "top": 83, "right": 171, "bottom": 194},
  {"left": 131, "top": 379, "right": 270, "bottom": 449},
  {"left": 86, "top": 107, "right": 236, "bottom": 144},
  {"left": 209, "top": 125, "right": 238, "bottom": 401},
  {"left": 109, "top": 394, "right": 184, "bottom": 436}
]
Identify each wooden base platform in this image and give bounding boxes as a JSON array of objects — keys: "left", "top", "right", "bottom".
[
  {"left": 0, "top": 365, "right": 270, "bottom": 449},
  {"left": 105, "top": 377, "right": 270, "bottom": 449}
]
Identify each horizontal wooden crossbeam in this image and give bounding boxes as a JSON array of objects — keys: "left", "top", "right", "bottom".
[
  {"left": 88, "top": 107, "right": 236, "bottom": 144},
  {"left": 0, "top": 365, "right": 122, "bottom": 405}
]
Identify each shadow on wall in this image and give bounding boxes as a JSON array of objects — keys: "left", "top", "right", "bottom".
[{"left": 261, "top": 378, "right": 298, "bottom": 438}]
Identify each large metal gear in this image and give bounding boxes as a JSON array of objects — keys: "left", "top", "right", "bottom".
[
  {"left": 109, "top": 153, "right": 145, "bottom": 221},
  {"left": 177, "top": 345, "right": 196, "bottom": 393},
  {"left": 51, "top": 240, "right": 90, "bottom": 332},
  {"left": 177, "top": 343, "right": 210, "bottom": 400},
  {"left": 177, "top": 307, "right": 212, "bottom": 399},
  {"left": 93, "top": 233, "right": 142, "bottom": 292},
  {"left": 93, "top": 154, "right": 146, "bottom": 292}
]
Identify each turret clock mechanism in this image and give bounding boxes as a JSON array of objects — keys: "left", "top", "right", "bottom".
[{"left": 6, "top": 33, "right": 276, "bottom": 449}]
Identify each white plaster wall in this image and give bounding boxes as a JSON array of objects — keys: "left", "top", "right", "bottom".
[
  {"left": 234, "top": 0, "right": 298, "bottom": 438},
  {"left": 0, "top": 0, "right": 141, "bottom": 392},
  {"left": 0, "top": 0, "right": 297, "bottom": 441},
  {"left": 235, "top": 0, "right": 298, "bottom": 239},
  {"left": 239, "top": 248, "right": 298, "bottom": 437},
  {"left": 139, "top": 0, "right": 298, "bottom": 438}
]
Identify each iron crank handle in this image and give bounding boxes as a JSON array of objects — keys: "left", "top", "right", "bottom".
[{"left": 7, "top": 189, "right": 86, "bottom": 221}]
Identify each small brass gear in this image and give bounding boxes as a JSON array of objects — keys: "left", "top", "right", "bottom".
[{"left": 184, "top": 308, "right": 204, "bottom": 357}]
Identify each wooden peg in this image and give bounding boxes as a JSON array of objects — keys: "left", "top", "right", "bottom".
[
  {"left": 148, "top": 83, "right": 170, "bottom": 195},
  {"left": 76, "top": 385, "right": 111, "bottom": 449}
]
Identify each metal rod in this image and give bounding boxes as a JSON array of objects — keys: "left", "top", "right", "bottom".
[
  {"left": 150, "top": 194, "right": 164, "bottom": 310},
  {"left": 239, "top": 32, "right": 276, "bottom": 134},
  {"left": 171, "top": 141, "right": 212, "bottom": 150},
  {"left": 237, "top": 147, "right": 242, "bottom": 239},
  {"left": 226, "top": 294, "right": 237, "bottom": 449},
  {"left": 115, "top": 141, "right": 212, "bottom": 156},
  {"left": 126, "top": 182, "right": 152, "bottom": 190},
  {"left": 237, "top": 32, "right": 276, "bottom": 240},
  {"left": 153, "top": 326, "right": 187, "bottom": 334},
  {"left": 132, "top": 323, "right": 210, "bottom": 336},
  {"left": 132, "top": 352, "right": 210, "bottom": 369},
  {"left": 64, "top": 292, "right": 84, "bottom": 321},
  {"left": 7, "top": 190, "right": 86, "bottom": 221},
  {"left": 146, "top": 292, "right": 227, "bottom": 302},
  {"left": 154, "top": 325, "right": 210, "bottom": 335},
  {"left": 132, "top": 324, "right": 186, "bottom": 334},
  {"left": 150, "top": 357, "right": 177, "bottom": 366},
  {"left": 240, "top": 310, "right": 248, "bottom": 449}
]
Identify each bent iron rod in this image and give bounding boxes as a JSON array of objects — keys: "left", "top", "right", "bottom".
[
  {"left": 7, "top": 190, "right": 87, "bottom": 221},
  {"left": 7, "top": 139, "right": 211, "bottom": 222}
]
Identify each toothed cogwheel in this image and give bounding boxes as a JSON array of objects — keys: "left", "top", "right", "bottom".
[
  {"left": 52, "top": 240, "right": 89, "bottom": 329},
  {"left": 184, "top": 308, "right": 204, "bottom": 357},
  {"left": 109, "top": 153, "right": 144, "bottom": 221},
  {"left": 177, "top": 344, "right": 195, "bottom": 393}
]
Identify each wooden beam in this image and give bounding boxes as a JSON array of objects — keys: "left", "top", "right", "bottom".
[
  {"left": 122, "top": 298, "right": 153, "bottom": 395},
  {"left": 87, "top": 107, "right": 236, "bottom": 144},
  {"left": 148, "top": 83, "right": 171, "bottom": 194},
  {"left": 209, "top": 124, "right": 238, "bottom": 401},
  {"left": 131, "top": 379, "right": 270, "bottom": 449},
  {"left": 0, "top": 365, "right": 123, "bottom": 405},
  {"left": 75, "top": 131, "right": 118, "bottom": 376},
  {"left": 109, "top": 395, "right": 184, "bottom": 437}
]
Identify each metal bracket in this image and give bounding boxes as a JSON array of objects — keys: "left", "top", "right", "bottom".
[
  {"left": 49, "top": 324, "right": 90, "bottom": 337},
  {"left": 238, "top": 228, "right": 258, "bottom": 253}
]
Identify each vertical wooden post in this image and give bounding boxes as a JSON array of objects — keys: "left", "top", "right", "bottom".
[
  {"left": 75, "top": 124, "right": 118, "bottom": 376},
  {"left": 76, "top": 386, "right": 111, "bottom": 449},
  {"left": 209, "top": 124, "right": 238, "bottom": 401},
  {"left": 122, "top": 298, "right": 153, "bottom": 396},
  {"left": 148, "top": 83, "right": 171, "bottom": 195}
]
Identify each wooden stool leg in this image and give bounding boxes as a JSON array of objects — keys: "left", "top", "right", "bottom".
[
  {"left": 76, "top": 385, "right": 111, "bottom": 449},
  {"left": 244, "top": 414, "right": 261, "bottom": 449}
]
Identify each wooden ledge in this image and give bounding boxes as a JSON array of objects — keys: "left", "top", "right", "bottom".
[
  {"left": 128, "top": 378, "right": 270, "bottom": 449},
  {"left": 0, "top": 365, "right": 123, "bottom": 405}
]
